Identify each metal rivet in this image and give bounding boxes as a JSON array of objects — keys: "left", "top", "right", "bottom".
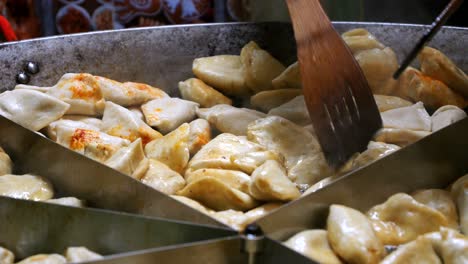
[
  {"left": 16, "top": 72, "right": 30, "bottom": 84},
  {"left": 25, "top": 61, "right": 39, "bottom": 74}
]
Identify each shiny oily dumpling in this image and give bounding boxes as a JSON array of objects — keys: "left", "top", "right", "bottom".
[
  {"left": 367, "top": 193, "right": 449, "bottom": 245},
  {"left": 373, "top": 128, "right": 430, "bottom": 147},
  {"left": 342, "top": 28, "right": 385, "bottom": 54},
  {"left": 250, "top": 89, "right": 302, "bottom": 113},
  {"left": 96, "top": 76, "right": 169, "bottom": 106},
  {"left": 342, "top": 141, "right": 400, "bottom": 173},
  {"left": 187, "top": 133, "right": 266, "bottom": 172},
  {"left": 412, "top": 189, "right": 459, "bottom": 229},
  {"left": 397, "top": 67, "right": 467, "bottom": 109},
  {"left": 268, "top": 96, "right": 311, "bottom": 126},
  {"left": 284, "top": 230, "right": 343, "bottom": 264},
  {"left": 451, "top": 174, "right": 468, "bottom": 234},
  {"left": 0, "top": 246, "right": 14, "bottom": 264},
  {"left": 197, "top": 104, "right": 266, "bottom": 136},
  {"left": 210, "top": 209, "right": 247, "bottom": 230},
  {"left": 55, "top": 126, "right": 130, "bottom": 162},
  {"left": 431, "top": 105, "right": 467, "bottom": 132},
  {"left": 248, "top": 116, "right": 332, "bottom": 185},
  {"left": 16, "top": 254, "right": 66, "bottom": 264},
  {"left": 144, "top": 123, "right": 190, "bottom": 173},
  {"left": 188, "top": 119, "right": 211, "bottom": 156},
  {"left": 249, "top": 160, "right": 300, "bottom": 202},
  {"left": 65, "top": 247, "right": 103, "bottom": 263},
  {"left": 46, "top": 197, "right": 86, "bottom": 207},
  {"left": 105, "top": 138, "right": 146, "bottom": 175},
  {"left": 179, "top": 78, "right": 232, "bottom": 108},
  {"left": 272, "top": 62, "right": 302, "bottom": 89},
  {"left": 419, "top": 46, "right": 468, "bottom": 97},
  {"left": 142, "top": 97, "right": 199, "bottom": 134},
  {"left": 373, "top": 95, "right": 412, "bottom": 112},
  {"left": 102, "top": 101, "right": 162, "bottom": 145},
  {"left": 0, "top": 89, "right": 70, "bottom": 131},
  {"left": 242, "top": 203, "right": 283, "bottom": 226},
  {"left": 0, "top": 147, "right": 12, "bottom": 176},
  {"left": 380, "top": 236, "right": 442, "bottom": 264},
  {"left": 0, "top": 174, "right": 54, "bottom": 201},
  {"left": 170, "top": 195, "right": 212, "bottom": 215},
  {"left": 132, "top": 159, "right": 186, "bottom": 195},
  {"left": 327, "top": 205, "right": 385, "bottom": 264},
  {"left": 177, "top": 177, "right": 259, "bottom": 211},
  {"left": 230, "top": 150, "right": 284, "bottom": 175},
  {"left": 240, "top": 41, "right": 285, "bottom": 93},
  {"left": 425, "top": 227, "right": 468, "bottom": 264},
  {"left": 46, "top": 73, "right": 105, "bottom": 116},
  {"left": 185, "top": 168, "right": 251, "bottom": 194},
  {"left": 192, "top": 55, "right": 249, "bottom": 96},
  {"left": 381, "top": 102, "right": 431, "bottom": 131}
]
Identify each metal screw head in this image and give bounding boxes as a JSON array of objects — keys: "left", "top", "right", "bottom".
[
  {"left": 25, "top": 61, "right": 39, "bottom": 74},
  {"left": 16, "top": 72, "right": 30, "bottom": 84}
]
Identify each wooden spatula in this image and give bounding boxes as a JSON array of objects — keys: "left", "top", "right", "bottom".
[{"left": 285, "top": 0, "right": 382, "bottom": 169}]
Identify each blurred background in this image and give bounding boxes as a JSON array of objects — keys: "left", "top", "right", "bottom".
[{"left": 0, "top": 0, "right": 466, "bottom": 41}]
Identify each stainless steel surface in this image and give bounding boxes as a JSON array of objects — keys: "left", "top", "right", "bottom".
[
  {"left": 0, "top": 196, "right": 235, "bottom": 260},
  {"left": 88, "top": 237, "right": 246, "bottom": 264},
  {"left": 0, "top": 22, "right": 466, "bottom": 95},
  {"left": 257, "top": 118, "right": 468, "bottom": 240},
  {"left": 0, "top": 116, "right": 223, "bottom": 227}
]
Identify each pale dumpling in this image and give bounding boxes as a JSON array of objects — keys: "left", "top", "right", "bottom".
[
  {"left": 431, "top": 105, "right": 467, "bottom": 132},
  {"left": 0, "top": 246, "right": 14, "bottom": 264},
  {"left": 105, "top": 138, "right": 146, "bottom": 175},
  {"left": 141, "top": 98, "right": 199, "bottom": 134},
  {"left": 46, "top": 73, "right": 105, "bottom": 116},
  {"left": 451, "top": 174, "right": 468, "bottom": 234},
  {"left": 16, "top": 254, "right": 66, "bottom": 264},
  {"left": 55, "top": 126, "right": 130, "bottom": 162},
  {"left": 210, "top": 209, "right": 247, "bottom": 230},
  {"left": 425, "top": 227, "right": 468, "bottom": 264},
  {"left": 342, "top": 28, "right": 385, "bottom": 54},
  {"left": 60, "top": 115, "right": 103, "bottom": 128},
  {"left": 144, "top": 123, "right": 190, "bottom": 173},
  {"left": 240, "top": 41, "right": 285, "bottom": 93},
  {"left": 0, "top": 174, "right": 53, "bottom": 201},
  {"left": 419, "top": 46, "right": 468, "bottom": 97},
  {"left": 412, "top": 189, "right": 459, "bottom": 229},
  {"left": 242, "top": 203, "right": 283, "bottom": 227},
  {"left": 46, "top": 197, "right": 85, "bottom": 207},
  {"left": 248, "top": 116, "right": 332, "bottom": 185},
  {"left": 381, "top": 102, "right": 431, "bottom": 131},
  {"left": 272, "top": 62, "right": 301, "bottom": 89},
  {"left": 170, "top": 195, "right": 212, "bottom": 215},
  {"left": 373, "top": 95, "right": 412, "bottom": 112},
  {"left": 230, "top": 150, "right": 284, "bottom": 175},
  {"left": 380, "top": 236, "right": 442, "bottom": 264},
  {"left": 197, "top": 104, "right": 266, "bottom": 136},
  {"left": 0, "top": 147, "right": 12, "bottom": 176},
  {"left": 15, "top": 84, "right": 50, "bottom": 93},
  {"left": 0, "top": 89, "right": 70, "bottom": 131},
  {"left": 65, "top": 247, "right": 103, "bottom": 262},
  {"left": 268, "top": 96, "right": 311, "bottom": 126},
  {"left": 367, "top": 193, "right": 449, "bottom": 245},
  {"left": 192, "top": 55, "right": 249, "bottom": 96},
  {"left": 132, "top": 159, "right": 186, "bottom": 195},
  {"left": 47, "top": 119, "right": 101, "bottom": 141},
  {"left": 96, "top": 76, "right": 169, "bottom": 106},
  {"left": 185, "top": 168, "right": 251, "bottom": 194},
  {"left": 188, "top": 119, "right": 211, "bottom": 156},
  {"left": 250, "top": 89, "right": 302, "bottom": 112},
  {"left": 342, "top": 141, "right": 400, "bottom": 173},
  {"left": 284, "top": 230, "right": 343, "bottom": 264},
  {"left": 327, "top": 205, "right": 385, "bottom": 264},
  {"left": 177, "top": 177, "right": 258, "bottom": 211},
  {"left": 179, "top": 78, "right": 232, "bottom": 107},
  {"left": 102, "top": 101, "right": 162, "bottom": 144},
  {"left": 187, "top": 133, "right": 265, "bottom": 172},
  {"left": 373, "top": 128, "right": 430, "bottom": 147},
  {"left": 249, "top": 160, "right": 300, "bottom": 202}
]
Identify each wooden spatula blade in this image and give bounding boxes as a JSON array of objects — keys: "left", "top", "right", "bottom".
[{"left": 286, "top": 0, "right": 382, "bottom": 169}]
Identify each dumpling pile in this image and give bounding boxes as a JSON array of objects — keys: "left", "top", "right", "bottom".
[
  {"left": 0, "top": 28, "right": 466, "bottom": 230},
  {"left": 285, "top": 174, "right": 468, "bottom": 264},
  {"left": 0, "top": 246, "right": 102, "bottom": 264}
]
